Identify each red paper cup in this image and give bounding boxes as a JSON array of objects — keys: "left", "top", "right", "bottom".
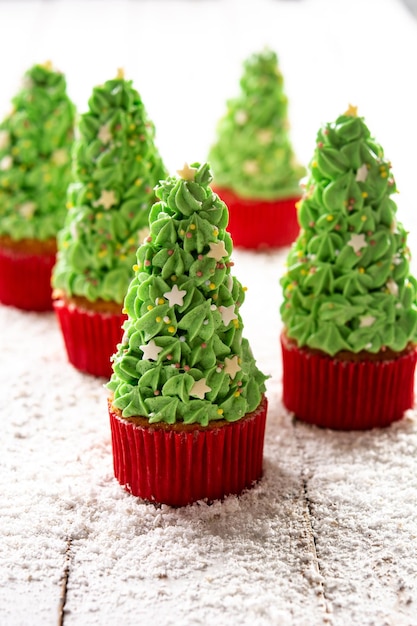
[
  {"left": 0, "top": 243, "right": 56, "bottom": 311},
  {"left": 108, "top": 395, "right": 268, "bottom": 506},
  {"left": 280, "top": 333, "right": 417, "bottom": 430},
  {"left": 54, "top": 298, "right": 127, "bottom": 378},
  {"left": 213, "top": 186, "right": 300, "bottom": 249}
]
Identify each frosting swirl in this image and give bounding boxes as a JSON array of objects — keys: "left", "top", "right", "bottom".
[
  {"left": 52, "top": 72, "right": 167, "bottom": 304},
  {"left": 108, "top": 162, "right": 267, "bottom": 425},
  {"left": 208, "top": 48, "right": 305, "bottom": 199},
  {"left": 0, "top": 62, "right": 75, "bottom": 241},
  {"left": 281, "top": 107, "right": 417, "bottom": 356}
]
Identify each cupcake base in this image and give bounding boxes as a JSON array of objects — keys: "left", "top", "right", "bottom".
[
  {"left": 212, "top": 186, "right": 300, "bottom": 249},
  {"left": 108, "top": 395, "right": 268, "bottom": 506},
  {"left": 280, "top": 333, "right": 417, "bottom": 430},
  {"left": 53, "top": 294, "right": 127, "bottom": 378},
  {"left": 0, "top": 235, "right": 56, "bottom": 311}
]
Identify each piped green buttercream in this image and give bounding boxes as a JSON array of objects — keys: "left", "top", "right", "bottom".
[
  {"left": 108, "top": 162, "right": 267, "bottom": 425},
  {"left": 281, "top": 108, "right": 417, "bottom": 356},
  {"left": 208, "top": 48, "right": 305, "bottom": 199},
  {"left": 52, "top": 72, "right": 167, "bottom": 304},
  {"left": 0, "top": 62, "right": 75, "bottom": 241}
]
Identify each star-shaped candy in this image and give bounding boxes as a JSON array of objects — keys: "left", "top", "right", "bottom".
[
  {"left": 386, "top": 278, "right": 399, "bottom": 297},
  {"left": 219, "top": 304, "right": 238, "bottom": 326},
  {"left": 359, "top": 315, "right": 376, "bottom": 328},
  {"left": 98, "top": 123, "right": 112, "bottom": 144},
  {"left": 190, "top": 378, "right": 211, "bottom": 400},
  {"left": 344, "top": 104, "right": 358, "bottom": 117},
  {"left": 355, "top": 163, "right": 368, "bottom": 183},
  {"left": 164, "top": 284, "right": 187, "bottom": 307},
  {"left": 207, "top": 240, "right": 228, "bottom": 261},
  {"left": 140, "top": 339, "right": 163, "bottom": 361},
  {"left": 224, "top": 355, "right": 241, "bottom": 379},
  {"left": 177, "top": 163, "right": 197, "bottom": 181},
  {"left": 347, "top": 233, "right": 366, "bottom": 253},
  {"left": 95, "top": 189, "right": 117, "bottom": 210}
]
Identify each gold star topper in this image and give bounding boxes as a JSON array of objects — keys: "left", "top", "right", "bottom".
[
  {"left": 344, "top": 104, "right": 358, "bottom": 117},
  {"left": 177, "top": 163, "right": 197, "bottom": 181},
  {"left": 116, "top": 67, "right": 125, "bottom": 79}
]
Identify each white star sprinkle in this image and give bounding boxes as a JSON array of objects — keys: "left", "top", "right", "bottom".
[
  {"left": 176, "top": 163, "right": 197, "bottom": 181},
  {"left": 224, "top": 355, "right": 241, "bottom": 379},
  {"left": 164, "top": 284, "right": 187, "bottom": 307},
  {"left": 243, "top": 160, "right": 258, "bottom": 175},
  {"left": 95, "top": 189, "right": 117, "bottom": 210},
  {"left": 355, "top": 163, "right": 368, "bottom": 183},
  {"left": 347, "top": 233, "right": 367, "bottom": 253},
  {"left": 386, "top": 278, "right": 399, "bottom": 297},
  {"left": 190, "top": 378, "right": 211, "bottom": 400},
  {"left": 235, "top": 110, "right": 248, "bottom": 125},
  {"left": 19, "top": 202, "right": 36, "bottom": 218},
  {"left": 140, "top": 339, "right": 163, "bottom": 361},
  {"left": 98, "top": 123, "right": 112, "bottom": 144},
  {"left": 359, "top": 315, "right": 376, "bottom": 328},
  {"left": 0, "top": 155, "right": 12, "bottom": 171},
  {"left": 0, "top": 130, "right": 10, "bottom": 150},
  {"left": 219, "top": 304, "right": 238, "bottom": 326},
  {"left": 207, "top": 240, "right": 228, "bottom": 261}
]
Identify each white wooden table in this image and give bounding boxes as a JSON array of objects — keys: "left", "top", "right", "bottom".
[{"left": 2, "top": 1, "right": 417, "bottom": 625}]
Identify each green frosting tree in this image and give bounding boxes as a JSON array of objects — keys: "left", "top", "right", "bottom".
[
  {"left": 208, "top": 48, "right": 305, "bottom": 199},
  {"left": 52, "top": 70, "right": 167, "bottom": 304},
  {"left": 281, "top": 106, "right": 417, "bottom": 356},
  {"left": 108, "top": 162, "right": 267, "bottom": 425},
  {"left": 0, "top": 62, "right": 75, "bottom": 241}
]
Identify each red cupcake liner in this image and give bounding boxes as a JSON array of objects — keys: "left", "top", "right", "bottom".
[
  {"left": 280, "top": 334, "right": 417, "bottom": 430},
  {"left": 213, "top": 186, "right": 300, "bottom": 249},
  {"left": 108, "top": 395, "right": 268, "bottom": 506},
  {"left": 0, "top": 244, "right": 56, "bottom": 311},
  {"left": 53, "top": 298, "right": 126, "bottom": 378}
]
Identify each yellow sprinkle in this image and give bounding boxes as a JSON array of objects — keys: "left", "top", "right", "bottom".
[
  {"left": 135, "top": 178, "right": 142, "bottom": 186},
  {"left": 86, "top": 192, "right": 93, "bottom": 199},
  {"left": 232, "top": 319, "right": 239, "bottom": 328},
  {"left": 362, "top": 192, "right": 368, "bottom": 198},
  {"left": 122, "top": 308, "right": 127, "bottom": 314},
  {"left": 98, "top": 250, "right": 107, "bottom": 258},
  {"left": 189, "top": 224, "right": 196, "bottom": 230},
  {"left": 147, "top": 305, "right": 153, "bottom": 311},
  {"left": 243, "top": 286, "right": 248, "bottom": 292},
  {"left": 158, "top": 298, "right": 165, "bottom": 305},
  {"left": 326, "top": 215, "right": 334, "bottom": 221},
  {"left": 234, "top": 391, "right": 241, "bottom": 398},
  {"left": 168, "top": 326, "right": 175, "bottom": 333},
  {"left": 295, "top": 200, "right": 302, "bottom": 210},
  {"left": 287, "top": 284, "right": 294, "bottom": 291},
  {"left": 358, "top": 267, "right": 365, "bottom": 274},
  {"left": 171, "top": 275, "right": 177, "bottom": 282},
  {"left": 97, "top": 212, "right": 103, "bottom": 219},
  {"left": 312, "top": 160, "right": 318, "bottom": 168},
  {"left": 129, "top": 124, "right": 135, "bottom": 130},
  {"left": 361, "top": 215, "right": 366, "bottom": 221},
  {"left": 381, "top": 172, "right": 387, "bottom": 178},
  {"left": 213, "top": 229, "right": 219, "bottom": 237},
  {"left": 217, "top": 409, "right": 224, "bottom": 415},
  {"left": 301, "top": 269, "right": 307, "bottom": 276},
  {"left": 156, "top": 316, "right": 162, "bottom": 323},
  {"left": 133, "top": 264, "right": 139, "bottom": 271},
  {"left": 66, "top": 202, "right": 73, "bottom": 209},
  {"left": 209, "top": 283, "right": 216, "bottom": 290}
]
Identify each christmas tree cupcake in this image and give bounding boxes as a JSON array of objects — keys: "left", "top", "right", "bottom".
[
  {"left": 107, "top": 162, "right": 268, "bottom": 506},
  {"left": 52, "top": 69, "right": 167, "bottom": 378},
  {"left": 208, "top": 48, "right": 305, "bottom": 249},
  {"left": 0, "top": 62, "right": 75, "bottom": 311},
  {"left": 280, "top": 106, "right": 417, "bottom": 430}
]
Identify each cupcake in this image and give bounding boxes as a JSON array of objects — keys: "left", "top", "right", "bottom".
[
  {"left": 107, "top": 162, "right": 268, "bottom": 506},
  {"left": 52, "top": 69, "right": 167, "bottom": 378},
  {"left": 280, "top": 106, "right": 417, "bottom": 430},
  {"left": 0, "top": 62, "right": 75, "bottom": 311},
  {"left": 208, "top": 48, "right": 305, "bottom": 250}
]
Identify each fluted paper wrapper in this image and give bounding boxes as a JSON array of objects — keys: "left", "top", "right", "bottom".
[
  {"left": 213, "top": 186, "right": 300, "bottom": 249},
  {"left": 0, "top": 245, "right": 56, "bottom": 311},
  {"left": 54, "top": 299, "right": 126, "bottom": 378},
  {"left": 281, "top": 334, "right": 417, "bottom": 430},
  {"left": 108, "top": 396, "right": 268, "bottom": 507}
]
